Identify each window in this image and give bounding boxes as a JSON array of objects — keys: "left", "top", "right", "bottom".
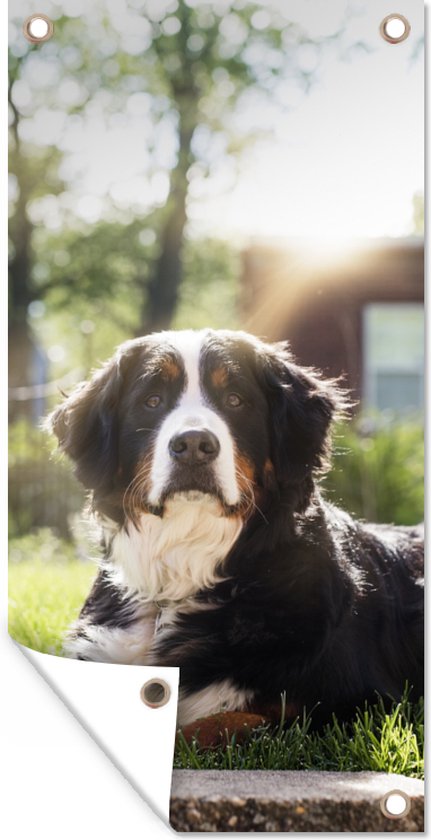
[{"left": 363, "top": 303, "right": 424, "bottom": 413}]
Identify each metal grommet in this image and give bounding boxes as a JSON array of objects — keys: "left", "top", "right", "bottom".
[
  {"left": 380, "top": 789, "right": 411, "bottom": 819},
  {"left": 380, "top": 14, "right": 411, "bottom": 44},
  {"left": 140, "top": 679, "right": 171, "bottom": 709},
  {"left": 23, "top": 14, "right": 54, "bottom": 44}
]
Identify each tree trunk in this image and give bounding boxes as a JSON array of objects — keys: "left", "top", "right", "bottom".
[
  {"left": 141, "top": 102, "right": 196, "bottom": 334},
  {"left": 8, "top": 193, "right": 37, "bottom": 420},
  {"left": 9, "top": 259, "right": 41, "bottom": 421}
]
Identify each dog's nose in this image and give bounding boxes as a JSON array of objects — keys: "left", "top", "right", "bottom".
[{"left": 169, "top": 429, "right": 220, "bottom": 465}]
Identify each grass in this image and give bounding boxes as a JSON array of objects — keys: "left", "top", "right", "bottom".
[
  {"left": 9, "top": 530, "right": 95, "bottom": 655},
  {"left": 9, "top": 530, "right": 423, "bottom": 779},
  {"left": 174, "top": 693, "right": 424, "bottom": 779}
]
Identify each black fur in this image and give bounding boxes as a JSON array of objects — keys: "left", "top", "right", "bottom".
[
  {"left": 50, "top": 330, "right": 424, "bottom": 723},
  {"left": 77, "top": 569, "right": 140, "bottom": 631},
  {"left": 151, "top": 511, "right": 424, "bottom": 722}
]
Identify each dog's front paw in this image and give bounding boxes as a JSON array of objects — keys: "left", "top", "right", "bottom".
[{"left": 176, "top": 711, "right": 269, "bottom": 749}]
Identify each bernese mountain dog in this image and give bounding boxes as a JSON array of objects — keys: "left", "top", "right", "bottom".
[{"left": 49, "top": 329, "right": 424, "bottom": 734}]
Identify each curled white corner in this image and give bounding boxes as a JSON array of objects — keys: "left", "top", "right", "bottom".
[{"left": 18, "top": 644, "right": 180, "bottom": 826}]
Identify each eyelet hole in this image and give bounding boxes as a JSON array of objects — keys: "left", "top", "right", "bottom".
[
  {"left": 23, "top": 14, "right": 54, "bottom": 44},
  {"left": 380, "top": 14, "right": 411, "bottom": 44},
  {"left": 140, "top": 679, "right": 171, "bottom": 708},
  {"left": 380, "top": 790, "right": 411, "bottom": 819}
]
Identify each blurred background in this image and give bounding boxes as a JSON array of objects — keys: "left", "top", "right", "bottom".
[{"left": 9, "top": 0, "right": 424, "bottom": 584}]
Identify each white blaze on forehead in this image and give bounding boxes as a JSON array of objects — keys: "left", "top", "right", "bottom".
[
  {"left": 168, "top": 329, "right": 203, "bottom": 400},
  {"left": 147, "top": 330, "right": 240, "bottom": 508}
]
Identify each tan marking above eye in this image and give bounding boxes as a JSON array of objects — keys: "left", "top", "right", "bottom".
[
  {"left": 160, "top": 358, "right": 181, "bottom": 381},
  {"left": 211, "top": 367, "right": 229, "bottom": 388}
]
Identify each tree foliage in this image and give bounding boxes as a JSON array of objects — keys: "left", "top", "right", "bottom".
[{"left": 9, "top": 0, "right": 339, "bottom": 392}]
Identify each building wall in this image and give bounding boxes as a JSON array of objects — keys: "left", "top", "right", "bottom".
[{"left": 241, "top": 239, "right": 424, "bottom": 407}]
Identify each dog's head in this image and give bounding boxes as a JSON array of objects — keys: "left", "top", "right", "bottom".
[{"left": 49, "top": 329, "right": 346, "bottom": 523}]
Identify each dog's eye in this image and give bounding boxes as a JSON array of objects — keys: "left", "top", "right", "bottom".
[
  {"left": 145, "top": 394, "right": 162, "bottom": 409},
  {"left": 225, "top": 393, "right": 243, "bottom": 408}
]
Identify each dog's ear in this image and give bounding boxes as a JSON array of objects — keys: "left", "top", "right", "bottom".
[
  {"left": 257, "top": 341, "right": 348, "bottom": 512},
  {"left": 48, "top": 354, "right": 123, "bottom": 494}
]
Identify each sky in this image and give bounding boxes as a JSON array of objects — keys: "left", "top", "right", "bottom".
[
  {"left": 9, "top": 0, "right": 424, "bottom": 245},
  {"left": 190, "top": 0, "right": 424, "bottom": 242}
]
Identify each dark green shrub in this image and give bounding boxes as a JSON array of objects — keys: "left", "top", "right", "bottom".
[
  {"left": 9, "top": 420, "right": 84, "bottom": 539},
  {"left": 325, "top": 417, "right": 423, "bottom": 526}
]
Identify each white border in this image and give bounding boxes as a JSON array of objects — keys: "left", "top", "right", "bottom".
[
  {"left": 20, "top": 645, "right": 180, "bottom": 824},
  {"left": 4, "top": 1, "right": 428, "bottom": 838}
]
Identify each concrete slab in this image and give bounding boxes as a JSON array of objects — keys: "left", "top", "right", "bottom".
[{"left": 170, "top": 770, "right": 424, "bottom": 832}]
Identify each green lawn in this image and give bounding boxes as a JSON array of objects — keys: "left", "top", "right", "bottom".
[
  {"left": 9, "top": 531, "right": 423, "bottom": 779},
  {"left": 174, "top": 693, "right": 424, "bottom": 778},
  {"left": 9, "top": 530, "right": 95, "bottom": 654}
]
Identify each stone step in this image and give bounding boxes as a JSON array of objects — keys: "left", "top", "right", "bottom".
[{"left": 170, "top": 769, "right": 424, "bottom": 832}]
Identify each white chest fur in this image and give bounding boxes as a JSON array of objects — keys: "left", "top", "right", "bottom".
[{"left": 103, "top": 493, "right": 243, "bottom": 603}]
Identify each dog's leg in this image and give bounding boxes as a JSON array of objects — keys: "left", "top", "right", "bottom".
[
  {"left": 177, "top": 711, "right": 271, "bottom": 748},
  {"left": 64, "top": 569, "right": 157, "bottom": 663},
  {"left": 64, "top": 614, "right": 157, "bottom": 663},
  {"left": 176, "top": 695, "right": 300, "bottom": 748}
]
